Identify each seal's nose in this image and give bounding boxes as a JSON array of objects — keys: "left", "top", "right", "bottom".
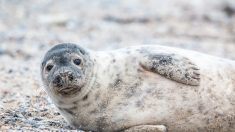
[
  {"left": 53, "top": 75, "right": 63, "bottom": 87},
  {"left": 53, "top": 71, "right": 74, "bottom": 87}
]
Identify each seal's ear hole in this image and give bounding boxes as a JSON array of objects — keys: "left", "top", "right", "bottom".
[
  {"left": 79, "top": 48, "right": 86, "bottom": 55},
  {"left": 46, "top": 64, "right": 54, "bottom": 72},
  {"left": 73, "top": 58, "right": 82, "bottom": 66}
]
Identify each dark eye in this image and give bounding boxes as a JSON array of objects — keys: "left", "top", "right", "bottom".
[
  {"left": 46, "top": 64, "right": 53, "bottom": 72},
  {"left": 73, "top": 59, "right": 81, "bottom": 65}
]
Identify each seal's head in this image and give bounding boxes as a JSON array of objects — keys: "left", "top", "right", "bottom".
[{"left": 41, "top": 43, "right": 93, "bottom": 98}]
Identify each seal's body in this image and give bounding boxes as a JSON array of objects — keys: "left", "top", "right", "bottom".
[{"left": 41, "top": 43, "right": 235, "bottom": 132}]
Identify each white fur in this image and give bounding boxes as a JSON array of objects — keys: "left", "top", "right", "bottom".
[{"left": 43, "top": 45, "right": 235, "bottom": 132}]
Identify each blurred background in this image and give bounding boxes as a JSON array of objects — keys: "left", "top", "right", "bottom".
[{"left": 0, "top": 0, "right": 235, "bottom": 130}]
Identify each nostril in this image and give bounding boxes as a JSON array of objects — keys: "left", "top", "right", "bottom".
[
  {"left": 56, "top": 76, "right": 62, "bottom": 83},
  {"left": 53, "top": 75, "right": 62, "bottom": 87},
  {"left": 68, "top": 73, "right": 74, "bottom": 81}
]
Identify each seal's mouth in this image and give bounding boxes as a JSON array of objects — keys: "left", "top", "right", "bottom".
[{"left": 56, "top": 86, "right": 81, "bottom": 96}]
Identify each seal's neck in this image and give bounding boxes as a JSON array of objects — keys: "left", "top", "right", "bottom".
[{"left": 80, "top": 60, "right": 97, "bottom": 99}]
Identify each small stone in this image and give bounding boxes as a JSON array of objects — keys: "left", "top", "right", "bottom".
[
  {"left": 54, "top": 112, "right": 60, "bottom": 116},
  {"left": 33, "top": 117, "right": 42, "bottom": 121},
  {"left": 13, "top": 113, "right": 19, "bottom": 118},
  {"left": 4, "top": 120, "right": 9, "bottom": 124},
  {"left": 40, "top": 108, "right": 48, "bottom": 112}
]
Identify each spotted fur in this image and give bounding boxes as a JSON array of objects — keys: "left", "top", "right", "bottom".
[{"left": 41, "top": 43, "right": 235, "bottom": 132}]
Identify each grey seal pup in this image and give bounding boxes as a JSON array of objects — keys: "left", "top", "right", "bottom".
[{"left": 41, "top": 43, "right": 235, "bottom": 132}]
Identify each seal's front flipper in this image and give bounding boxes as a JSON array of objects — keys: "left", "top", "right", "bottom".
[
  {"left": 140, "top": 53, "right": 200, "bottom": 86},
  {"left": 123, "top": 125, "right": 167, "bottom": 132}
]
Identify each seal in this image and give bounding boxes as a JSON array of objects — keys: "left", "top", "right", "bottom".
[{"left": 41, "top": 43, "right": 235, "bottom": 132}]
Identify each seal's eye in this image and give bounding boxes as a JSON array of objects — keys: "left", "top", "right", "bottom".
[
  {"left": 46, "top": 64, "right": 53, "bottom": 72},
  {"left": 73, "top": 59, "right": 81, "bottom": 66}
]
